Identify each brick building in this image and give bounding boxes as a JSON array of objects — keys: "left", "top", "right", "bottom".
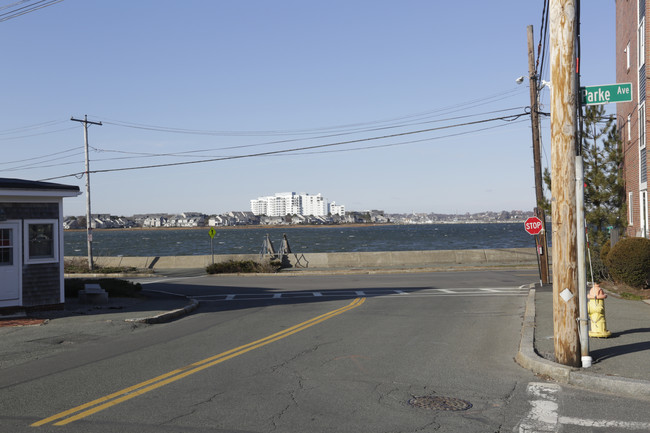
[{"left": 617, "top": 0, "right": 649, "bottom": 237}]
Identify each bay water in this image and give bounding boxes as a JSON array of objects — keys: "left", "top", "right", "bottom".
[{"left": 63, "top": 223, "right": 544, "bottom": 257}]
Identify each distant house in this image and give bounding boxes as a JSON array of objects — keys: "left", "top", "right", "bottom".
[{"left": 0, "top": 178, "right": 80, "bottom": 312}]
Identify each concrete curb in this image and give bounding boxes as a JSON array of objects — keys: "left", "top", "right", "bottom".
[
  {"left": 124, "top": 297, "right": 199, "bottom": 324},
  {"left": 516, "top": 288, "right": 650, "bottom": 399}
]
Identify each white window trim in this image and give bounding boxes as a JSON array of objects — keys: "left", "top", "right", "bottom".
[
  {"left": 24, "top": 219, "right": 59, "bottom": 264},
  {"left": 640, "top": 102, "right": 646, "bottom": 150},
  {"left": 641, "top": 190, "right": 649, "bottom": 238},
  {"left": 627, "top": 114, "right": 632, "bottom": 142},
  {"left": 629, "top": 191, "right": 635, "bottom": 226},
  {"left": 639, "top": 18, "right": 646, "bottom": 70}
]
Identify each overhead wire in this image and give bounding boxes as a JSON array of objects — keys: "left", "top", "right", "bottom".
[
  {"left": 38, "top": 112, "right": 528, "bottom": 181},
  {"left": 90, "top": 107, "right": 526, "bottom": 160},
  {"left": 0, "top": 0, "right": 63, "bottom": 22},
  {"left": 95, "top": 88, "right": 526, "bottom": 137}
]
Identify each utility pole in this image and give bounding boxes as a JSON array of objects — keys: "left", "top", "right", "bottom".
[
  {"left": 549, "top": 0, "right": 581, "bottom": 367},
  {"left": 527, "top": 24, "right": 550, "bottom": 285},
  {"left": 71, "top": 115, "right": 102, "bottom": 271}
]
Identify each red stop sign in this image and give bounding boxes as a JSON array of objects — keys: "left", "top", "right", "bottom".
[{"left": 524, "top": 216, "right": 543, "bottom": 235}]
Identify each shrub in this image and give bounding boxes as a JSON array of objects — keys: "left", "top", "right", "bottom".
[
  {"left": 65, "top": 278, "right": 142, "bottom": 298},
  {"left": 206, "top": 259, "right": 282, "bottom": 274},
  {"left": 605, "top": 237, "right": 650, "bottom": 289},
  {"left": 64, "top": 258, "right": 144, "bottom": 274}
]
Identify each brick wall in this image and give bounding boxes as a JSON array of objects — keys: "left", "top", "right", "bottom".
[{"left": 617, "top": 0, "right": 647, "bottom": 237}]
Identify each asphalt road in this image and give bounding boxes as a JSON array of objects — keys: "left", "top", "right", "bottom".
[{"left": 2, "top": 269, "right": 650, "bottom": 432}]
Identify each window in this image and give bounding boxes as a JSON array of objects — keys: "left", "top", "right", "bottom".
[
  {"left": 640, "top": 103, "right": 646, "bottom": 150},
  {"left": 628, "top": 114, "right": 632, "bottom": 142},
  {"left": 629, "top": 191, "right": 635, "bottom": 226},
  {"left": 24, "top": 220, "right": 58, "bottom": 264},
  {"left": 0, "top": 229, "right": 13, "bottom": 266},
  {"left": 639, "top": 19, "right": 646, "bottom": 69}
]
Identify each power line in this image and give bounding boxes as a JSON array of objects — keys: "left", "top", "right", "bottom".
[
  {"left": 95, "top": 88, "right": 526, "bottom": 137},
  {"left": 91, "top": 107, "right": 526, "bottom": 160},
  {"left": 38, "top": 112, "right": 527, "bottom": 181},
  {"left": 0, "top": 0, "right": 64, "bottom": 23}
]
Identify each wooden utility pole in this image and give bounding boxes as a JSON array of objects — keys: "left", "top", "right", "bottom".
[
  {"left": 549, "top": 0, "right": 581, "bottom": 367},
  {"left": 71, "top": 115, "right": 102, "bottom": 271},
  {"left": 527, "top": 25, "right": 550, "bottom": 285}
]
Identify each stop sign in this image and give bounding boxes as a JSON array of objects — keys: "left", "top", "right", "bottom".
[{"left": 524, "top": 216, "right": 543, "bottom": 235}]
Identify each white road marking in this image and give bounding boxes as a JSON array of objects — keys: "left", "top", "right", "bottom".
[
  {"left": 517, "top": 382, "right": 560, "bottom": 433},
  {"left": 559, "top": 416, "right": 650, "bottom": 430},
  {"left": 189, "top": 287, "right": 528, "bottom": 301},
  {"left": 517, "top": 382, "right": 650, "bottom": 432},
  {"left": 437, "top": 289, "right": 456, "bottom": 293}
]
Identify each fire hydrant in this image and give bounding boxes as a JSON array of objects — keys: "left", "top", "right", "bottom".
[{"left": 588, "top": 283, "right": 611, "bottom": 338}]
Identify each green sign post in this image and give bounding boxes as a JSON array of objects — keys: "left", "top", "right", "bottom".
[
  {"left": 208, "top": 227, "right": 216, "bottom": 264},
  {"left": 580, "top": 83, "right": 632, "bottom": 105}
]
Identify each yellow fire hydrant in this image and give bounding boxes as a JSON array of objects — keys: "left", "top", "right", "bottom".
[{"left": 588, "top": 283, "right": 611, "bottom": 338}]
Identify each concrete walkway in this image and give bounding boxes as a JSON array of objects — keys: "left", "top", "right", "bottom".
[{"left": 516, "top": 286, "right": 650, "bottom": 399}]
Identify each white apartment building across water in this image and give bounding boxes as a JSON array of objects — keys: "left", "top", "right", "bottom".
[{"left": 250, "top": 192, "right": 345, "bottom": 217}]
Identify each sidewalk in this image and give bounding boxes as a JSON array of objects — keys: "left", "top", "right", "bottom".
[
  {"left": 516, "top": 285, "right": 650, "bottom": 399},
  {"left": 0, "top": 290, "right": 197, "bottom": 369}
]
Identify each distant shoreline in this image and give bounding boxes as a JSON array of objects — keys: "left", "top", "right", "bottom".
[
  {"left": 64, "top": 223, "right": 392, "bottom": 232},
  {"left": 64, "top": 221, "right": 526, "bottom": 233}
]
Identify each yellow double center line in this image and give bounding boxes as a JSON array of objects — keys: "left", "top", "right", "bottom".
[{"left": 32, "top": 297, "right": 365, "bottom": 427}]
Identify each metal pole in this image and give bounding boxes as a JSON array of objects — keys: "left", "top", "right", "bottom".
[{"left": 576, "top": 156, "right": 591, "bottom": 367}]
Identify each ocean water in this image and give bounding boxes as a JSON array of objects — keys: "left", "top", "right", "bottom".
[{"left": 63, "top": 223, "right": 546, "bottom": 257}]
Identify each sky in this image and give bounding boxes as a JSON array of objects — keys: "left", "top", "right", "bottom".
[{"left": 0, "top": 1, "right": 617, "bottom": 216}]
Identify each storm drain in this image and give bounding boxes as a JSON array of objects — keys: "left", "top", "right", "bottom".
[{"left": 408, "top": 395, "right": 472, "bottom": 411}]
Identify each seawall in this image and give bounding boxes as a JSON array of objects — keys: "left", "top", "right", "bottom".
[{"left": 73, "top": 247, "right": 545, "bottom": 270}]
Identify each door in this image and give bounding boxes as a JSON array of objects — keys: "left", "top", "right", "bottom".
[{"left": 0, "top": 222, "right": 20, "bottom": 302}]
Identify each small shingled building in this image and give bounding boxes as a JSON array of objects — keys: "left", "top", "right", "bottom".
[{"left": 0, "top": 178, "right": 80, "bottom": 312}]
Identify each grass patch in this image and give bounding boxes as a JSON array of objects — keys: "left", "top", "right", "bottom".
[
  {"left": 599, "top": 280, "right": 650, "bottom": 301},
  {"left": 620, "top": 292, "right": 644, "bottom": 301},
  {"left": 64, "top": 258, "right": 150, "bottom": 275},
  {"left": 65, "top": 278, "right": 143, "bottom": 298}
]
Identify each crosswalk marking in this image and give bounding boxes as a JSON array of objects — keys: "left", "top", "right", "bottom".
[
  {"left": 516, "top": 382, "right": 650, "bottom": 432},
  {"left": 190, "top": 287, "right": 527, "bottom": 302}
]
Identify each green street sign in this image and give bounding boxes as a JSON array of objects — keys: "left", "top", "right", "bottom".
[
  {"left": 208, "top": 227, "right": 216, "bottom": 239},
  {"left": 580, "top": 83, "right": 632, "bottom": 105}
]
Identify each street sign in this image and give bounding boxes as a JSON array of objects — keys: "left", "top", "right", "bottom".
[
  {"left": 524, "top": 216, "right": 543, "bottom": 235},
  {"left": 580, "top": 83, "right": 632, "bottom": 105},
  {"left": 208, "top": 227, "right": 216, "bottom": 239}
]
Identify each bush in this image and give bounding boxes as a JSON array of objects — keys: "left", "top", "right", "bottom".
[
  {"left": 206, "top": 259, "right": 282, "bottom": 274},
  {"left": 64, "top": 258, "right": 144, "bottom": 274},
  {"left": 605, "top": 237, "right": 650, "bottom": 289},
  {"left": 65, "top": 278, "right": 142, "bottom": 298}
]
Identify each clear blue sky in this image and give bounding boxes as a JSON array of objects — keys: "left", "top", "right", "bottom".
[{"left": 0, "top": 1, "right": 616, "bottom": 216}]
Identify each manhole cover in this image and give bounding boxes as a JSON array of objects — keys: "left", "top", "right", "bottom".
[{"left": 408, "top": 396, "right": 472, "bottom": 411}]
